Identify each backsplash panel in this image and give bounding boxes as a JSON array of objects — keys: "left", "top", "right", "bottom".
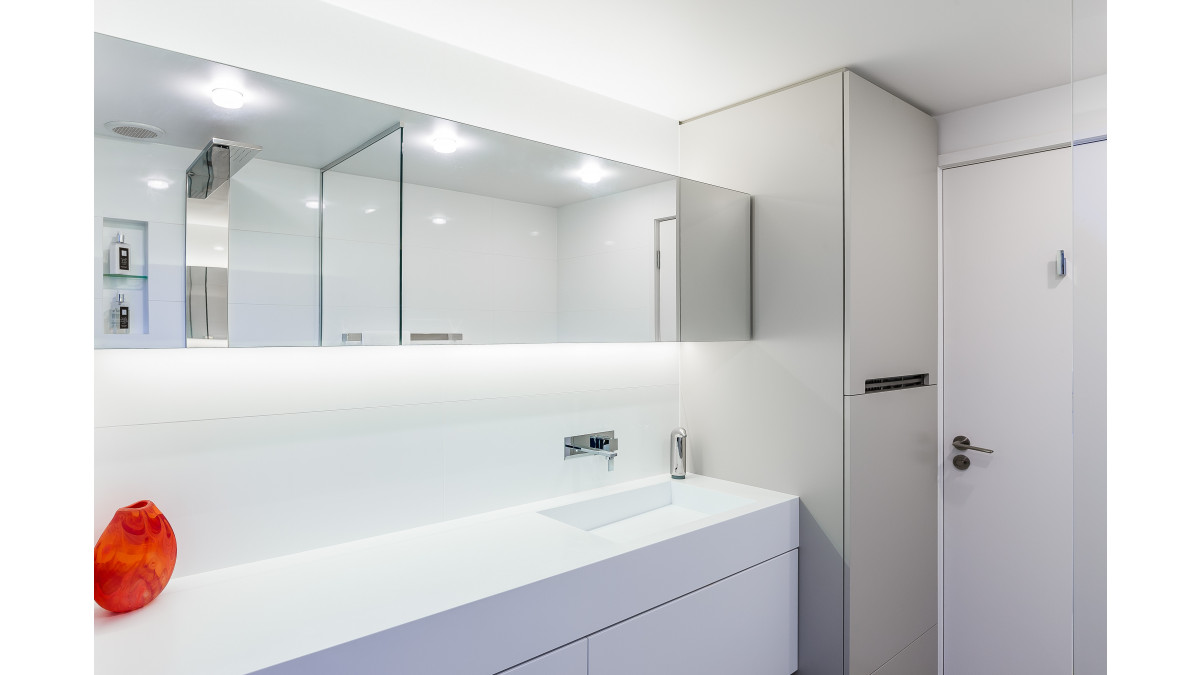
[{"left": 95, "top": 343, "right": 678, "bottom": 575}]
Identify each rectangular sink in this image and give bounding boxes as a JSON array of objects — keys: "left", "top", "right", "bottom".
[{"left": 539, "top": 480, "right": 752, "bottom": 543}]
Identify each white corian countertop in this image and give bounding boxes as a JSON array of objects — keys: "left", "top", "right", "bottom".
[{"left": 95, "top": 474, "right": 799, "bottom": 675}]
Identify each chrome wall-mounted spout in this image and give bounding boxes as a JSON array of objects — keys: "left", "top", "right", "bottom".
[
  {"left": 565, "top": 431, "right": 618, "bottom": 471},
  {"left": 186, "top": 138, "right": 261, "bottom": 199}
]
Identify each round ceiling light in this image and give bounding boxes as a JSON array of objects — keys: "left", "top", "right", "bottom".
[
  {"left": 432, "top": 217, "right": 447, "bottom": 225},
  {"left": 211, "top": 88, "right": 244, "bottom": 109},
  {"left": 579, "top": 166, "right": 604, "bottom": 184},
  {"left": 431, "top": 137, "right": 459, "bottom": 154}
]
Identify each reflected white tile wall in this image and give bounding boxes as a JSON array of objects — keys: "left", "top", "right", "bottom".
[
  {"left": 556, "top": 180, "right": 675, "bottom": 342},
  {"left": 402, "top": 183, "right": 558, "bottom": 344},
  {"left": 229, "top": 160, "right": 320, "bottom": 238},
  {"left": 323, "top": 172, "right": 402, "bottom": 345},
  {"left": 95, "top": 136, "right": 194, "bottom": 224},
  {"left": 229, "top": 160, "right": 320, "bottom": 347},
  {"left": 228, "top": 230, "right": 319, "bottom": 307},
  {"left": 228, "top": 304, "right": 319, "bottom": 347},
  {"left": 95, "top": 136, "right": 191, "bottom": 348}
]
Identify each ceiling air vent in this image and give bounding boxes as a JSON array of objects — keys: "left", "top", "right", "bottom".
[
  {"left": 864, "top": 374, "right": 928, "bottom": 393},
  {"left": 104, "top": 121, "right": 164, "bottom": 140}
]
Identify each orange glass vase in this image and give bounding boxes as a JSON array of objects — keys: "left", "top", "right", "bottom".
[{"left": 94, "top": 500, "right": 177, "bottom": 613}]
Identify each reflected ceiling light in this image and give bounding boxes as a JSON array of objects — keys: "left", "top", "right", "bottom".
[
  {"left": 214, "top": 245, "right": 225, "bottom": 251},
  {"left": 604, "top": 240, "right": 615, "bottom": 246},
  {"left": 579, "top": 166, "right": 604, "bottom": 184},
  {"left": 211, "top": 88, "right": 244, "bottom": 109},
  {"left": 530, "top": 231, "right": 540, "bottom": 237},
  {"left": 432, "top": 137, "right": 459, "bottom": 154},
  {"left": 432, "top": 217, "right": 447, "bottom": 225},
  {"left": 305, "top": 200, "right": 320, "bottom": 209},
  {"left": 146, "top": 179, "right": 170, "bottom": 190},
  {"left": 364, "top": 208, "right": 377, "bottom": 214}
]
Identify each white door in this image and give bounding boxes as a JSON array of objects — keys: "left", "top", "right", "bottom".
[
  {"left": 655, "top": 217, "right": 679, "bottom": 341},
  {"left": 941, "top": 148, "right": 1073, "bottom": 674}
]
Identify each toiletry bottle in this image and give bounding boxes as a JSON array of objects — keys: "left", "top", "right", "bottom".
[
  {"left": 112, "top": 293, "right": 130, "bottom": 334},
  {"left": 110, "top": 233, "right": 131, "bottom": 274}
]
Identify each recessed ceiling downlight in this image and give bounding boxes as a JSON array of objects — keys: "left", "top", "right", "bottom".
[
  {"left": 211, "top": 88, "right": 244, "bottom": 109},
  {"left": 104, "top": 121, "right": 164, "bottom": 140},
  {"left": 431, "top": 137, "right": 459, "bottom": 154},
  {"left": 579, "top": 166, "right": 604, "bottom": 184},
  {"left": 146, "top": 179, "right": 170, "bottom": 190}
]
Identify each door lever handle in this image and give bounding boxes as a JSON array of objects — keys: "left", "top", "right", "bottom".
[{"left": 952, "top": 435, "right": 994, "bottom": 454}]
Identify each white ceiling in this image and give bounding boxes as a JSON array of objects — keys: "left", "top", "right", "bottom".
[
  {"left": 95, "top": 35, "right": 676, "bottom": 207},
  {"left": 319, "top": 0, "right": 1105, "bottom": 119}
]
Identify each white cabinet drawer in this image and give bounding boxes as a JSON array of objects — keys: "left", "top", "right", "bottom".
[{"left": 588, "top": 549, "right": 797, "bottom": 675}]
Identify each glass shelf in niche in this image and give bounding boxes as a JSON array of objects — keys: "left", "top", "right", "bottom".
[{"left": 103, "top": 273, "right": 148, "bottom": 279}]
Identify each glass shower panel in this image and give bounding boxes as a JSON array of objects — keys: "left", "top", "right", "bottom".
[{"left": 320, "top": 125, "right": 403, "bottom": 346}]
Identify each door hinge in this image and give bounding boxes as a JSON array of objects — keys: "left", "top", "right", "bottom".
[
  {"left": 656, "top": 250, "right": 661, "bottom": 269},
  {"left": 1056, "top": 250, "right": 1068, "bottom": 277}
]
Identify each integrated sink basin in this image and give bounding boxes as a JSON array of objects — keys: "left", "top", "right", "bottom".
[{"left": 539, "top": 479, "right": 752, "bottom": 543}]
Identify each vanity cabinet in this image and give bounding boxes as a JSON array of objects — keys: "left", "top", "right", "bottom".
[{"left": 588, "top": 550, "right": 798, "bottom": 675}]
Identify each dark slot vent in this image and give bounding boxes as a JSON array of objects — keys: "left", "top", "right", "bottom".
[{"left": 864, "top": 374, "right": 928, "bottom": 393}]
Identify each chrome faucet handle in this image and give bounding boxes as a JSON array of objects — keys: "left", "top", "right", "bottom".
[{"left": 564, "top": 431, "right": 618, "bottom": 471}]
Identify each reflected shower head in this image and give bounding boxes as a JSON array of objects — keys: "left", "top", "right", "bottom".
[{"left": 186, "top": 138, "right": 261, "bottom": 199}]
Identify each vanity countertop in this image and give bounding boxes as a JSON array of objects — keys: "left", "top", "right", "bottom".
[{"left": 94, "top": 474, "right": 798, "bottom": 675}]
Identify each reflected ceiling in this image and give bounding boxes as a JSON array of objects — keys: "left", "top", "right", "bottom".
[{"left": 95, "top": 35, "right": 673, "bottom": 207}]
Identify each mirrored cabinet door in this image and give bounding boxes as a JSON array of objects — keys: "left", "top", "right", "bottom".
[{"left": 94, "top": 33, "right": 751, "bottom": 348}]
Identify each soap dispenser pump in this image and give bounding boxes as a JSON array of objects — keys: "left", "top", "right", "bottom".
[{"left": 670, "top": 427, "right": 687, "bottom": 479}]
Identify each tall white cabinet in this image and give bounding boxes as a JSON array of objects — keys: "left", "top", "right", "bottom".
[{"left": 680, "top": 70, "right": 937, "bottom": 675}]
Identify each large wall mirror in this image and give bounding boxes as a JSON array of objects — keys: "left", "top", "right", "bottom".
[{"left": 94, "top": 34, "right": 750, "bottom": 348}]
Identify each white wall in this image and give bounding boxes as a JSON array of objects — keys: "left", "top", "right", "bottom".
[
  {"left": 94, "top": 136, "right": 191, "bottom": 348},
  {"left": 935, "top": 74, "right": 1107, "bottom": 166},
  {"left": 322, "top": 171, "right": 401, "bottom": 345},
  {"left": 93, "top": 5, "right": 684, "bottom": 577},
  {"left": 403, "top": 183, "right": 558, "bottom": 345},
  {"left": 557, "top": 181, "right": 675, "bottom": 342},
  {"left": 229, "top": 159, "right": 321, "bottom": 347}
]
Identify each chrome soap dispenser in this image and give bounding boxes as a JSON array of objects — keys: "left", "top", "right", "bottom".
[{"left": 670, "top": 427, "right": 687, "bottom": 479}]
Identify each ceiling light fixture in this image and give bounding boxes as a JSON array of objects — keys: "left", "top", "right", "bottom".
[
  {"left": 211, "top": 88, "right": 244, "bottom": 109},
  {"left": 305, "top": 200, "right": 320, "bottom": 209},
  {"left": 431, "top": 137, "right": 459, "bottom": 154},
  {"left": 432, "top": 217, "right": 447, "bottom": 225},
  {"left": 579, "top": 166, "right": 604, "bottom": 184},
  {"left": 364, "top": 208, "right": 377, "bottom": 214},
  {"left": 214, "top": 245, "right": 225, "bottom": 251},
  {"left": 146, "top": 179, "right": 170, "bottom": 190}
]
